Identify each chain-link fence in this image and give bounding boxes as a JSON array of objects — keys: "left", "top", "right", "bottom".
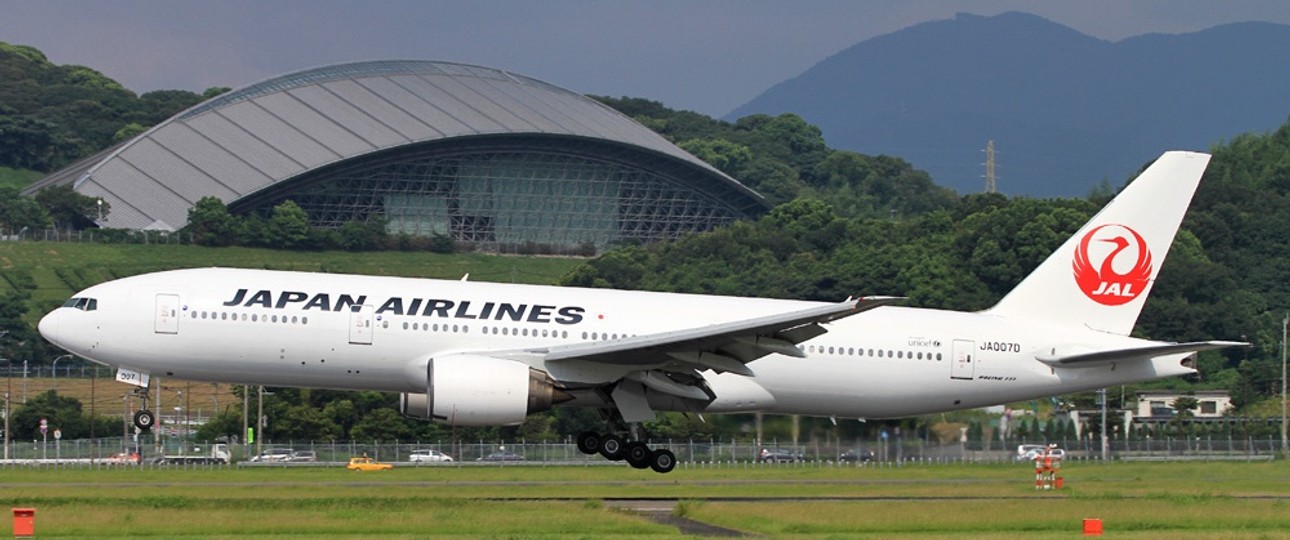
[{"left": 1, "top": 435, "right": 1283, "bottom": 468}]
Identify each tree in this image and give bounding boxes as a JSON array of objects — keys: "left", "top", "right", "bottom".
[
  {"left": 349, "top": 408, "right": 414, "bottom": 442},
  {"left": 338, "top": 218, "right": 387, "bottom": 251},
  {"left": 1171, "top": 396, "right": 1199, "bottom": 420},
  {"left": 265, "top": 200, "right": 310, "bottom": 249},
  {"left": 272, "top": 404, "right": 343, "bottom": 441},
  {"left": 185, "top": 196, "right": 239, "bottom": 246},
  {"left": 10, "top": 390, "right": 87, "bottom": 440},
  {"left": 0, "top": 188, "right": 51, "bottom": 234},
  {"left": 35, "top": 185, "right": 105, "bottom": 231},
  {"left": 111, "top": 123, "right": 146, "bottom": 144},
  {"left": 193, "top": 408, "right": 244, "bottom": 443}
]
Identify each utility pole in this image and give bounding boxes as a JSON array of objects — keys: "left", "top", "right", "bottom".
[
  {"left": 242, "top": 385, "right": 249, "bottom": 461},
  {"left": 1281, "top": 313, "right": 1287, "bottom": 458},
  {"left": 1099, "top": 388, "right": 1109, "bottom": 461},
  {"left": 256, "top": 385, "right": 264, "bottom": 458}
]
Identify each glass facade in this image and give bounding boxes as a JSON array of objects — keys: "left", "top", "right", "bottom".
[{"left": 235, "top": 138, "right": 748, "bottom": 252}]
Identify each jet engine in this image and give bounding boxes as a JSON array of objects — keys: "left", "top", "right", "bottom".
[{"left": 400, "top": 355, "right": 571, "bottom": 426}]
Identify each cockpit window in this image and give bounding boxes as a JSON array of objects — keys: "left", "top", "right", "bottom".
[{"left": 61, "top": 297, "right": 98, "bottom": 311}]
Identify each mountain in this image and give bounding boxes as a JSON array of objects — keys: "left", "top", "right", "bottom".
[{"left": 726, "top": 12, "right": 1290, "bottom": 196}]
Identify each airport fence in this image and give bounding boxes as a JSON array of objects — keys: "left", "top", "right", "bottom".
[
  {"left": 1, "top": 228, "right": 192, "bottom": 244},
  {"left": 0, "top": 435, "right": 1283, "bottom": 468}
]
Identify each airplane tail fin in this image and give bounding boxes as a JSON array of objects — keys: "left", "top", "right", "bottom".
[{"left": 985, "top": 151, "right": 1211, "bottom": 335}]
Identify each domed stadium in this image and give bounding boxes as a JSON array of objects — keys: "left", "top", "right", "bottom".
[{"left": 27, "top": 60, "right": 767, "bottom": 250}]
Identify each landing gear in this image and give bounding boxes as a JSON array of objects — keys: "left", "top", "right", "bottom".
[
  {"left": 133, "top": 410, "right": 156, "bottom": 431},
  {"left": 131, "top": 387, "right": 155, "bottom": 432},
  {"left": 575, "top": 430, "right": 676, "bottom": 474}
]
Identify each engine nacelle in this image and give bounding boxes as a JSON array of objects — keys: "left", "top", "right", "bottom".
[{"left": 400, "top": 355, "right": 570, "bottom": 426}]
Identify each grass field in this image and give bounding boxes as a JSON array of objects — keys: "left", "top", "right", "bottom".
[
  {"left": 0, "top": 242, "right": 584, "bottom": 324},
  {"left": 10, "top": 377, "right": 237, "bottom": 419},
  {"left": 0, "top": 461, "right": 1286, "bottom": 538}
]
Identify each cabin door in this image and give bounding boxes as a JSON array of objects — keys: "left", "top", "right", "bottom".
[
  {"left": 155, "top": 294, "right": 180, "bottom": 334},
  {"left": 951, "top": 339, "right": 975, "bottom": 380}
]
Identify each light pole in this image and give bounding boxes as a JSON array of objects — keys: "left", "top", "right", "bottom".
[{"left": 51, "top": 355, "right": 73, "bottom": 390}]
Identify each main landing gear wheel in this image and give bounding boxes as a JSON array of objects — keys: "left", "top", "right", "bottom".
[
  {"left": 578, "top": 430, "right": 677, "bottom": 473},
  {"left": 650, "top": 449, "right": 676, "bottom": 474},
  {"left": 576, "top": 431, "right": 601, "bottom": 455},
  {"left": 625, "top": 441, "right": 652, "bottom": 469},
  {"left": 599, "top": 434, "right": 625, "bottom": 461},
  {"left": 133, "top": 409, "right": 156, "bottom": 431}
]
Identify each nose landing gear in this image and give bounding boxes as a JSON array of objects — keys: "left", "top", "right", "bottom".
[{"left": 131, "top": 387, "right": 155, "bottom": 432}]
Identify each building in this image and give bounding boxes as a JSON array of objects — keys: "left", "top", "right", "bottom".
[
  {"left": 26, "top": 60, "right": 767, "bottom": 250},
  {"left": 1135, "top": 390, "right": 1234, "bottom": 419}
]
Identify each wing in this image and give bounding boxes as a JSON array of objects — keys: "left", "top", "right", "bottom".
[
  {"left": 1035, "top": 340, "right": 1248, "bottom": 368},
  {"left": 483, "top": 296, "right": 901, "bottom": 422},
  {"left": 535, "top": 295, "right": 901, "bottom": 373}
]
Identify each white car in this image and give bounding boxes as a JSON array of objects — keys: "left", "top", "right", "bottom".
[
  {"left": 249, "top": 448, "right": 294, "bottom": 462},
  {"left": 409, "top": 449, "right": 454, "bottom": 463}
]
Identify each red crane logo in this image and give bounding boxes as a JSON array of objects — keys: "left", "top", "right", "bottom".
[{"left": 1072, "top": 224, "right": 1153, "bottom": 306}]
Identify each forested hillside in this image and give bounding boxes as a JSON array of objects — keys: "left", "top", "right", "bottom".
[
  {"left": 564, "top": 115, "right": 1290, "bottom": 411},
  {"left": 0, "top": 42, "right": 223, "bottom": 172}
]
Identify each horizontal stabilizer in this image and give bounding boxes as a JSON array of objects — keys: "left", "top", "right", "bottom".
[{"left": 1036, "top": 340, "right": 1248, "bottom": 368}]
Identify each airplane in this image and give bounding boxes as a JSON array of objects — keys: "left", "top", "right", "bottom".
[{"left": 38, "top": 150, "right": 1245, "bottom": 473}]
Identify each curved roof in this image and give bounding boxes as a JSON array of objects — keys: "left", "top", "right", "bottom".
[{"left": 33, "top": 60, "right": 765, "bottom": 230}]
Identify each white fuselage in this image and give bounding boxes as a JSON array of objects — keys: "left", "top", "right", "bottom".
[{"left": 39, "top": 267, "right": 1193, "bottom": 420}]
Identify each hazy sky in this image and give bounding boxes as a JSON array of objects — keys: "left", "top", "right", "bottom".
[{"left": 4, "top": 1, "right": 1290, "bottom": 117}]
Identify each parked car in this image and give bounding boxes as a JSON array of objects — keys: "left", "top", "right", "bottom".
[
  {"left": 286, "top": 450, "right": 317, "bottom": 462},
  {"left": 839, "top": 448, "right": 875, "bottom": 462},
  {"left": 346, "top": 457, "right": 393, "bottom": 471},
  {"left": 409, "top": 449, "right": 454, "bottom": 463},
  {"left": 757, "top": 448, "right": 803, "bottom": 463},
  {"left": 477, "top": 451, "right": 525, "bottom": 462},
  {"left": 249, "top": 448, "right": 294, "bottom": 462}
]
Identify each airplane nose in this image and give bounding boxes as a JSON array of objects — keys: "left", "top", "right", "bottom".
[{"left": 38, "top": 310, "right": 60, "bottom": 345}]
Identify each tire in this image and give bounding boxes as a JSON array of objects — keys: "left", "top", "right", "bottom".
[
  {"left": 625, "top": 441, "right": 651, "bottom": 469},
  {"left": 576, "top": 431, "right": 601, "bottom": 455},
  {"left": 650, "top": 449, "right": 676, "bottom": 474},
  {"left": 599, "top": 434, "right": 625, "bottom": 461},
  {"left": 133, "top": 410, "right": 156, "bottom": 431}
]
